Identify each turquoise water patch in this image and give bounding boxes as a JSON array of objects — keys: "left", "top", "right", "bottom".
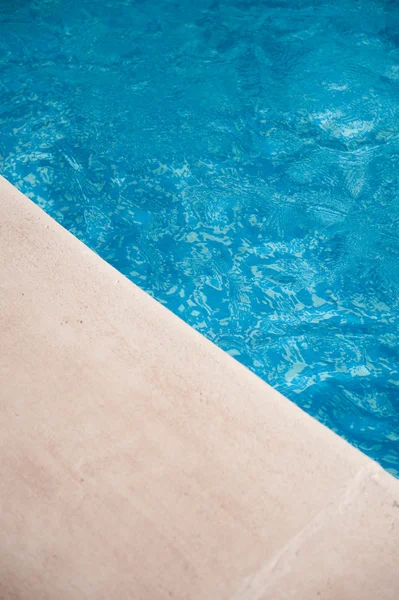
[{"left": 1, "top": 0, "right": 399, "bottom": 474}]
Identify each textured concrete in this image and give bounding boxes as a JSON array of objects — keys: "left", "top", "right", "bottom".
[{"left": 0, "top": 174, "right": 398, "bottom": 599}]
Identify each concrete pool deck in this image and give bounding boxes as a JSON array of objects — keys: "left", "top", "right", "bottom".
[{"left": 0, "top": 173, "right": 398, "bottom": 599}]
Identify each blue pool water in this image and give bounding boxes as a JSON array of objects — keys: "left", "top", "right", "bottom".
[{"left": 1, "top": 0, "right": 399, "bottom": 474}]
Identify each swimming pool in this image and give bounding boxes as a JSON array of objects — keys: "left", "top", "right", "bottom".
[{"left": 1, "top": 0, "right": 399, "bottom": 475}]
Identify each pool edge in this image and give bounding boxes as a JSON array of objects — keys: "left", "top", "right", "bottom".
[{"left": 0, "top": 174, "right": 398, "bottom": 598}]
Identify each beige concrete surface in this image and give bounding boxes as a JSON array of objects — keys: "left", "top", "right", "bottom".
[{"left": 0, "top": 173, "right": 398, "bottom": 599}]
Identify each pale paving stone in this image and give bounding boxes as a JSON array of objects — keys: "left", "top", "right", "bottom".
[{"left": 0, "top": 175, "right": 398, "bottom": 599}]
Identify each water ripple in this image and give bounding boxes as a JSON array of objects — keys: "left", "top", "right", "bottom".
[{"left": 1, "top": 0, "right": 399, "bottom": 475}]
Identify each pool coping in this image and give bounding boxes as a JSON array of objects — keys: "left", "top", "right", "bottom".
[{"left": 0, "top": 174, "right": 398, "bottom": 599}]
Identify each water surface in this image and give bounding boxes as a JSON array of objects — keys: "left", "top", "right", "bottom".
[{"left": 1, "top": 0, "right": 399, "bottom": 474}]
